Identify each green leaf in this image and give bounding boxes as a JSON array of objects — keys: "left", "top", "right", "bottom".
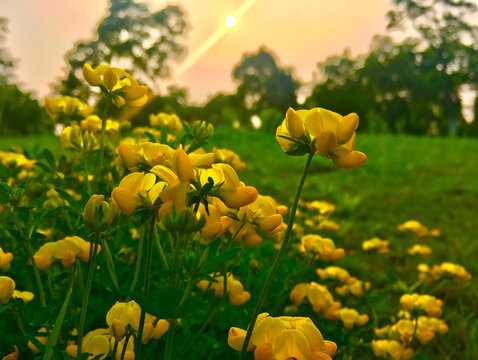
[
  {"left": 0, "top": 181, "right": 12, "bottom": 203},
  {"left": 144, "top": 131, "right": 157, "bottom": 143},
  {"left": 182, "top": 120, "right": 192, "bottom": 136},
  {"left": 285, "top": 146, "right": 310, "bottom": 156},
  {"left": 32, "top": 306, "right": 52, "bottom": 326},
  {"left": 44, "top": 149, "right": 56, "bottom": 169},
  {"left": 204, "top": 247, "right": 242, "bottom": 271},
  {"left": 42, "top": 268, "right": 76, "bottom": 360},
  {"left": 176, "top": 295, "right": 207, "bottom": 318},
  {"left": 54, "top": 187, "right": 76, "bottom": 207},
  {"left": 35, "top": 161, "right": 53, "bottom": 173}
]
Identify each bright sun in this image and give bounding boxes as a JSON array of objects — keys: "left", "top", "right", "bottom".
[{"left": 225, "top": 14, "right": 237, "bottom": 28}]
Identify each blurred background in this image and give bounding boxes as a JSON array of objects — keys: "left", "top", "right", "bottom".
[{"left": 0, "top": 0, "right": 477, "bottom": 136}]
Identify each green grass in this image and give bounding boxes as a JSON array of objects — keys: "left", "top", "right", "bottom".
[{"left": 2, "top": 129, "right": 477, "bottom": 358}]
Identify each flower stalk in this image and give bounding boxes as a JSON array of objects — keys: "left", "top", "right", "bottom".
[{"left": 239, "top": 150, "right": 314, "bottom": 358}]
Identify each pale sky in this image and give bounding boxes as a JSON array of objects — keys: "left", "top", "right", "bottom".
[{"left": 1, "top": 0, "right": 392, "bottom": 104}]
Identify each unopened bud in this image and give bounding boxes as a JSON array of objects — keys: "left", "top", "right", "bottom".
[{"left": 191, "top": 120, "right": 214, "bottom": 142}]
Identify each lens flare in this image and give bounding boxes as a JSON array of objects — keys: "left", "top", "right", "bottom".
[{"left": 225, "top": 15, "right": 237, "bottom": 28}]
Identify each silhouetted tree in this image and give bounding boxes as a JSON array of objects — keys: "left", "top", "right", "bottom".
[{"left": 56, "top": 0, "right": 188, "bottom": 100}]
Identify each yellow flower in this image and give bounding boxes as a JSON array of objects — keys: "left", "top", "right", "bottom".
[
  {"left": 0, "top": 247, "right": 13, "bottom": 269},
  {"left": 290, "top": 282, "right": 340, "bottom": 319},
  {"left": 212, "top": 147, "right": 246, "bottom": 172},
  {"left": 407, "top": 244, "right": 432, "bottom": 257},
  {"left": 238, "top": 195, "right": 286, "bottom": 238},
  {"left": 60, "top": 126, "right": 97, "bottom": 153},
  {"left": 397, "top": 220, "right": 439, "bottom": 237},
  {"left": 418, "top": 262, "right": 471, "bottom": 284},
  {"left": 66, "top": 328, "right": 111, "bottom": 360},
  {"left": 80, "top": 115, "right": 120, "bottom": 139},
  {"left": 12, "top": 290, "right": 34, "bottom": 303},
  {"left": 276, "top": 107, "right": 366, "bottom": 169},
  {"left": 335, "top": 278, "right": 370, "bottom": 297},
  {"left": 316, "top": 266, "right": 351, "bottom": 283},
  {"left": 362, "top": 237, "right": 389, "bottom": 254},
  {"left": 371, "top": 340, "right": 413, "bottom": 360},
  {"left": 400, "top": 294, "right": 442, "bottom": 317},
  {"left": 0, "top": 151, "right": 36, "bottom": 170},
  {"left": 106, "top": 300, "right": 169, "bottom": 344},
  {"left": 200, "top": 164, "right": 258, "bottom": 209},
  {"left": 299, "top": 235, "right": 345, "bottom": 261},
  {"left": 149, "top": 112, "right": 184, "bottom": 132},
  {"left": 83, "top": 64, "right": 148, "bottom": 107},
  {"left": 117, "top": 142, "right": 174, "bottom": 171},
  {"left": 302, "top": 200, "right": 336, "bottom": 215},
  {"left": 0, "top": 276, "right": 15, "bottom": 304},
  {"left": 44, "top": 96, "right": 93, "bottom": 120},
  {"left": 197, "top": 201, "right": 232, "bottom": 241},
  {"left": 197, "top": 273, "right": 250, "bottom": 306},
  {"left": 34, "top": 236, "right": 100, "bottom": 270},
  {"left": 111, "top": 172, "right": 164, "bottom": 215},
  {"left": 110, "top": 337, "right": 135, "bottom": 360},
  {"left": 228, "top": 313, "right": 337, "bottom": 360},
  {"left": 336, "top": 308, "right": 369, "bottom": 329}
]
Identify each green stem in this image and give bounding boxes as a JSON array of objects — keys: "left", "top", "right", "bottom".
[
  {"left": 12, "top": 209, "right": 46, "bottom": 307},
  {"left": 129, "top": 228, "right": 144, "bottom": 293},
  {"left": 154, "top": 227, "right": 169, "bottom": 270},
  {"left": 76, "top": 259, "right": 85, "bottom": 299},
  {"left": 99, "top": 237, "right": 120, "bottom": 295},
  {"left": 42, "top": 265, "right": 77, "bottom": 360},
  {"left": 77, "top": 232, "right": 100, "bottom": 359},
  {"left": 120, "top": 334, "right": 132, "bottom": 360},
  {"left": 239, "top": 151, "right": 314, "bottom": 358},
  {"left": 82, "top": 157, "right": 91, "bottom": 194},
  {"left": 92, "top": 99, "right": 110, "bottom": 192},
  {"left": 135, "top": 215, "right": 156, "bottom": 359},
  {"left": 164, "top": 320, "right": 177, "bottom": 360}
]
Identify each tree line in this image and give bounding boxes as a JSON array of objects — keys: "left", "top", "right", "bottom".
[{"left": 1, "top": 0, "right": 477, "bottom": 136}]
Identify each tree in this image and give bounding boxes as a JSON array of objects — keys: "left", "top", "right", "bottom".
[
  {"left": 387, "top": 0, "right": 478, "bottom": 134},
  {"left": 56, "top": 0, "right": 188, "bottom": 100},
  {"left": 233, "top": 47, "right": 297, "bottom": 118},
  {"left": 0, "top": 17, "right": 15, "bottom": 84}
]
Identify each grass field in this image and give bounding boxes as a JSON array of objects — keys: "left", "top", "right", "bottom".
[{"left": 2, "top": 129, "right": 477, "bottom": 358}]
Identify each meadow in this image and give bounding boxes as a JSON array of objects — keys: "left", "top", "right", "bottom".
[{"left": 1, "top": 125, "right": 477, "bottom": 359}]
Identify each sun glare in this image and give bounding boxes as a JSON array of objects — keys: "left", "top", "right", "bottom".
[{"left": 225, "top": 14, "right": 237, "bottom": 28}]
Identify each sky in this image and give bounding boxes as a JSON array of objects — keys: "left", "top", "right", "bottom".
[{"left": 1, "top": 0, "right": 393, "bottom": 104}]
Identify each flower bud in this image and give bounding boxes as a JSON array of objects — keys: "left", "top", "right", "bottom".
[
  {"left": 82, "top": 63, "right": 101, "bottom": 86},
  {"left": 191, "top": 120, "right": 214, "bottom": 142},
  {"left": 110, "top": 319, "right": 126, "bottom": 342},
  {"left": 83, "top": 194, "right": 120, "bottom": 232}
]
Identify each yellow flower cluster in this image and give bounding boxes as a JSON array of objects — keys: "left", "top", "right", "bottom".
[
  {"left": 228, "top": 313, "right": 337, "bottom": 360},
  {"left": 0, "top": 151, "right": 36, "bottom": 170},
  {"left": 417, "top": 262, "right": 471, "bottom": 284},
  {"left": 294, "top": 200, "right": 340, "bottom": 236},
  {"left": 335, "top": 278, "right": 371, "bottom": 298},
  {"left": 83, "top": 64, "right": 148, "bottom": 107},
  {"left": 149, "top": 112, "right": 183, "bottom": 132},
  {"left": 44, "top": 95, "right": 94, "bottom": 121},
  {"left": 336, "top": 308, "right": 369, "bottom": 329},
  {"left": 400, "top": 294, "right": 443, "bottom": 317},
  {"left": 374, "top": 316, "right": 448, "bottom": 345},
  {"left": 398, "top": 220, "right": 439, "bottom": 237},
  {"left": 276, "top": 107, "right": 366, "bottom": 169},
  {"left": 407, "top": 244, "right": 432, "bottom": 258},
  {"left": 67, "top": 328, "right": 134, "bottom": 360},
  {"left": 362, "top": 237, "right": 390, "bottom": 254},
  {"left": 34, "top": 236, "right": 101, "bottom": 270},
  {"left": 298, "top": 235, "right": 345, "bottom": 261},
  {"left": 316, "top": 266, "right": 370, "bottom": 297},
  {"left": 290, "top": 282, "right": 341, "bottom": 319},
  {"left": 80, "top": 115, "right": 121, "bottom": 140},
  {"left": 197, "top": 273, "right": 251, "bottom": 306},
  {"left": 371, "top": 339, "right": 413, "bottom": 360}
]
